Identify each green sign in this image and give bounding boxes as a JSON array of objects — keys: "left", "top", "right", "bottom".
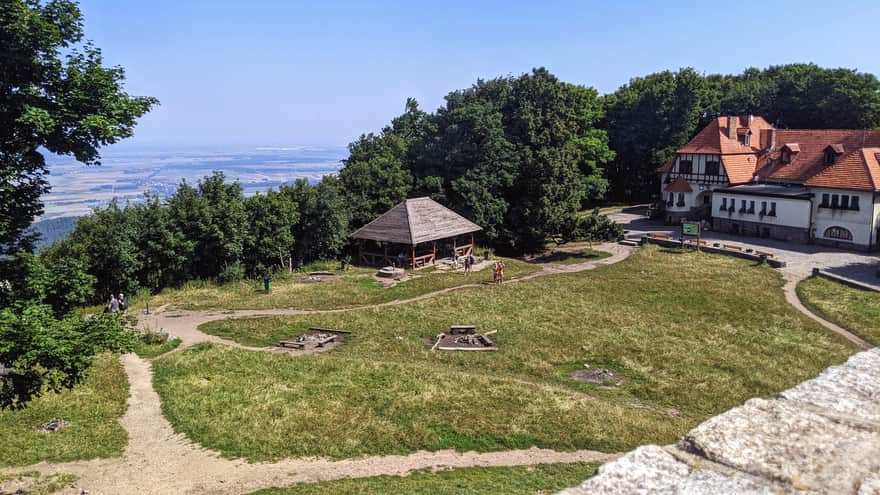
[{"left": 682, "top": 222, "right": 700, "bottom": 236}]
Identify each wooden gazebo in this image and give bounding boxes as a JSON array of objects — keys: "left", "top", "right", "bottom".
[{"left": 351, "top": 197, "right": 482, "bottom": 270}]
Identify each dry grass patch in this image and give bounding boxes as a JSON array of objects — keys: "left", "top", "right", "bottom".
[
  {"left": 144, "top": 257, "right": 538, "bottom": 311},
  {"left": 797, "top": 276, "right": 880, "bottom": 345}
]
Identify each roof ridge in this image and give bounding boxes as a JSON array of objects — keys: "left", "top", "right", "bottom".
[{"left": 402, "top": 199, "right": 416, "bottom": 245}]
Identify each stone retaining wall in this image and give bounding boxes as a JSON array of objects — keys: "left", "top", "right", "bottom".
[{"left": 559, "top": 348, "right": 880, "bottom": 494}]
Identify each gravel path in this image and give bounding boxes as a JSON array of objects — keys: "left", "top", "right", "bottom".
[{"left": 11, "top": 244, "right": 632, "bottom": 495}]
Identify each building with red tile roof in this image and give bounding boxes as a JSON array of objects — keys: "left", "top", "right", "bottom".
[{"left": 659, "top": 116, "right": 880, "bottom": 250}]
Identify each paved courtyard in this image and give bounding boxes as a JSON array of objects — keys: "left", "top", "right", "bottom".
[{"left": 609, "top": 207, "right": 880, "bottom": 289}]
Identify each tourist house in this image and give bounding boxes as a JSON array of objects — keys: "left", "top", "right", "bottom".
[{"left": 659, "top": 115, "right": 880, "bottom": 250}]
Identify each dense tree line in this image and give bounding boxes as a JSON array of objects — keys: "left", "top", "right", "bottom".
[
  {"left": 340, "top": 68, "right": 616, "bottom": 253},
  {"left": 603, "top": 64, "right": 880, "bottom": 202}
]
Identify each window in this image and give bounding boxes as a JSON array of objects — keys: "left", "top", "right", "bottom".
[
  {"left": 720, "top": 198, "right": 727, "bottom": 211},
  {"left": 744, "top": 132, "right": 751, "bottom": 146},
  {"left": 679, "top": 160, "right": 693, "bottom": 174},
  {"left": 760, "top": 201, "right": 767, "bottom": 216},
  {"left": 850, "top": 196, "right": 860, "bottom": 211},
  {"left": 705, "top": 161, "right": 720, "bottom": 176},
  {"left": 769, "top": 202, "right": 777, "bottom": 216},
  {"left": 831, "top": 194, "right": 839, "bottom": 208},
  {"left": 824, "top": 226, "right": 853, "bottom": 241},
  {"left": 748, "top": 200, "right": 755, "bottom": 214},
  {"left": 676, "top": 193, "right": 685, "bottom": 207},
  {"left": 781, "top": 150, "right": 791, "bottom": 164},
  {"left": 667, "top": 192, "right": 674, "bottom": 206},
  {"left": 820, "top": 193, "right": 830, "bottom": 208},
  {"left": 840, "top": 195, "right": 850, "bottom": 210},
  {"left": 824, "top": 148, "right": 836, "bottom": 165},
  {"left": 740, "top": 200, "right": 747, "bottom": 213}
]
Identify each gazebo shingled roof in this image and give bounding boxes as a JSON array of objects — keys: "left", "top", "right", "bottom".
[{"left": 351, "top": 197, "right": 482, "bottom": 245}]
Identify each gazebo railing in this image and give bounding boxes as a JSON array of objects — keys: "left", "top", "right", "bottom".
[{"left": 412, "top": 252, "right": 435, "bottom": 270}]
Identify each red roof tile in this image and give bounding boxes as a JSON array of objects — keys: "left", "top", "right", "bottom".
[
  {"left": 722, "top": 154, "right": 759, "bottom": 184},
  {"left": 767, "top": 130, "right": 880, "bottom": 182},
  {"left": 805, "top": 148, "right": 880, "bottom": 191},
  {"left": 665, "top": 176, "right": 693, "bottom": 193},
  {"left": 658, "top": 156, "right": 675, "bottom": 173}
]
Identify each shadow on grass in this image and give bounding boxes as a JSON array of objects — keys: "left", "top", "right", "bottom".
[{"left": 531, "top": 249, "right": 610, "bottom": 264}]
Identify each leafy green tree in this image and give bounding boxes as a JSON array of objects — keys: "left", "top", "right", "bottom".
[
  {"left": 0, "top": 303, "right": 134, "bottom": 408},
  {"left": 603, "top": 68, "right": 716, "bottom": 202},
  {"left": 130, "top": 195, "right": 190, "bottom": 291},
  {"left": 339, "top": 132, "right": 413, "bottom": 227},
  {"left": 69, "top": 200, "right": 142, "bottom": 301},
  {"left": 282, "top": 177, "right": 351, "bottom": 267},
  {"left": 0, "top": 0, "right": 156, "bottom": 275},
  {"left": 243, "top": 189, "right": 298, "bottom": 276}
]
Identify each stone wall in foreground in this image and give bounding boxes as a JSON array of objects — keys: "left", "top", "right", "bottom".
[{"left": 559, "top": 348, "right": 880, "bottom": 494}]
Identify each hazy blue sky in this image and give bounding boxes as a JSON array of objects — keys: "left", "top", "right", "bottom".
[{"left": 78, "top": 0, "right": 880, "bottom": 149}]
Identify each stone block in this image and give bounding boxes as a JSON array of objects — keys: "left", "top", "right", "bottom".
[
  {"left": 680, "top": 397, "right": 880, "bottom": 493},
  {"left": 780, "top": 348, "right": 880, "bottom": 426},
  {"left": 558, "top": 445, "right": 773, "bottom": 495}
]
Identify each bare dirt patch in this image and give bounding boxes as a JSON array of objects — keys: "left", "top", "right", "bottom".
[{"left": 570, "top": 369, "right": 624, "bottom": 385}]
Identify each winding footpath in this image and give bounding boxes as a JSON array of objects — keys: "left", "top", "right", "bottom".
[
  {"left": 12, "top": 244, "right": 632, "bottom": 495},
  {"left": 9, "top": 242, "right": 870, "bottom": 494}
]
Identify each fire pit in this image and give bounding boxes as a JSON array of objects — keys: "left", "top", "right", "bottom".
[
  {"left": 377, "top": 266, "right": 405, "bottom": 279},
  {"left": 301, "top": 271, "right": 339, "bottom": 283},
  {"left": 277, "top": 327, "right": 350, "bottom": 353},
  {"left": 431, "top": 325, "right": 497, "bottom": 351}
]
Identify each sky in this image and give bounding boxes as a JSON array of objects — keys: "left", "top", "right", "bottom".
[{"left": 77, "top": 0, "right": 880, "bottom": 150}]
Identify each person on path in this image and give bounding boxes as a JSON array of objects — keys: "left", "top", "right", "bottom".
[
  {"left": 108, "top": 295, "right": 119, "bottom": 313},
  {"left": 464, "top": 254, "right": 472, "bottom": 275},
  {"left": 118, "top": 293, "right": 128, "bottom": 313},
  {"left": 497, "top": 260, "right": 505, "bottom": 285}
]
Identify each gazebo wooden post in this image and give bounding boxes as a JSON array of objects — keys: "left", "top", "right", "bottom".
[
  {"left": 432, "top": 240, "right": 436, "bottom": 266},
  {"left": 383, "top": 243, "right": 388, "bottom": 266},
  {"left": 453, "top": 237, "right": 457, "bottom": 259},
  {"left": 470, "top": 233, "right": 474, "bottom": 256},
  {"left": 411, "top": 244, "right": 416, "bottom": 271}
]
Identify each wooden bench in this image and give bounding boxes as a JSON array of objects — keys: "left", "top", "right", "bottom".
[
  {"left": 723, "top": 244, "right": 743, "bottom": 252},
  {"left": 309, "top": 326, "right": 352, "bottom": 334},
  {"left": 755, "top": 251, "right": 775, "bottom": 258},
  {"left": 651, "top": 233, "right": 672, "bottom": 240},
  {"left": 277, "top": 339, "right": 306, "bottom": 349},
  {"left": 450, "top": 325, "right": 476, "bottom": 335},
  {"left": 316, "top": 335, "right": 337, "bottom": 347}
]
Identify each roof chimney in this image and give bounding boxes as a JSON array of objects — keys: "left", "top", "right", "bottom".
[{"left": 727, "top": 116, "right": 738, "bottom": 140}]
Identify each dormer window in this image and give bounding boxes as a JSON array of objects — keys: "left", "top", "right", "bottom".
[
  {"left": 824, "top": 144, "right": 844, "bottom": 165},
  {"left": 781, "top": 149, "right": 791, "bottom": 164}
]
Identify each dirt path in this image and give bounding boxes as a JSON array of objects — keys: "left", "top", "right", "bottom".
[
  {"left": 24, "top": 354, "right": 618, "bottom": 495},
  {"left": 782, "top": 272, "right": 872, "bottom": 350},
  {"left": 147, "top": 243, "right": 634, "bottom": 350},
  {"left": 11, "top": 244, "right": 632, "bottom": 495}
]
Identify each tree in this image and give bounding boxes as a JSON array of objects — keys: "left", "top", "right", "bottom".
[
  {"left": 282, "top": 177, "right": 351, "bottom": 267},
  {"left": 0, "top": 303, "right": 134, "bottom": 408},
  {"left": 603, "top": 68, "right": 716, "bottom": 202},
  {"left": 339, "top": 132, "right": 413, "bottom": 228},
  {"left": 69, "top": 200, "right": 142, "bottom": 300},
  {"left": 130, "top": 194, "right": 190, "bottom": 291},
  {"left": 243, "top": 189, "right": 298, "bottom": 276},
  {"left": 0, "top": 0, "right": 157, "bottom": 276}
]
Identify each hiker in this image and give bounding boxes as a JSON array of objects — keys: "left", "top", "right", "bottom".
[
  {"left": 496, "top": 260, "right": 505, "bottom": 285},
  {"left": 118, "top": 293, "right": 128, "bottom": 313},
  {"left": 108, "top": 295, "right": 119, "bottom": 313},
  {"left": 464, "top": 254, "right": 472, "bottom": 274}
]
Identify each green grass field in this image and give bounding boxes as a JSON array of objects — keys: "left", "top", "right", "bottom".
[
  {"left": 797, "top": 276, "right": 880, "bottom": 345},
  {"left": 142, "top": 257, "right": 539, "bottom": 312},
  {"left": 530, "top": 249, "right": 610, "bottom": 265},
  {"left": 0, "top": 354, "right": 129, "bottom": 467},
  {"left": 248, "top": 463, "right": 598, "bottom": 495},
  {"left": 133, "top": 337, "right": 182, "bottom": 359},
  {"left": 153, "top": 246, "right": 854, "bottom": 462}
]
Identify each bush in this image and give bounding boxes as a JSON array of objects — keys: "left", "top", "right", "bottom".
[{"left": 218, "top": 263, "right": 246, "bottom": 284}]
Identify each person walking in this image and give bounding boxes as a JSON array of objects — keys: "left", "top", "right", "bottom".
[
  {"left": 108, "top": 294, "right": 119, "bottom": 313},
  {"left": 497, "top": 260, "right": 505, "bottom": 285},
  {"left": 118, "top": 293, "right": 128, "bottom": 313},
  {"left": 464, "top": 254, "right": 472, "bottom": 275}
]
